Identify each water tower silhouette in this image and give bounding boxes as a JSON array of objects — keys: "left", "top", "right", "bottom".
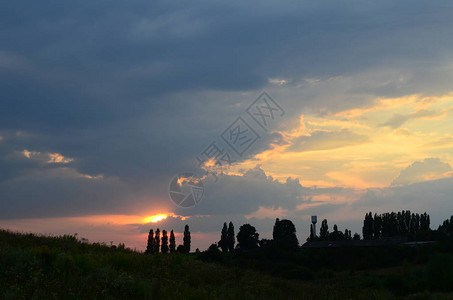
[{"left": 311, "top": 216, "right": 317, "bottom": 238}]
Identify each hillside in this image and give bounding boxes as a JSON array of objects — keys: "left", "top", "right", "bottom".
[{"left": 1, "top": 229, "right": 453, "bottom": 299}]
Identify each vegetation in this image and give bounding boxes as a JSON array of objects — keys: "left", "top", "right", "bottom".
[
  {"left": 363, "top": 211, "right": 430, "bottom": 240},
  {"left": 227, "top": 221, "right": 235, "bottom": 252},
  {"left": 236, "top": 224, "right": 259, "bottom": 250},
  {"left": 436, "top": 216, "right": 453, "bottom": 240},
  {"left": 183, "top": 225, "right": 191, "bottom": 254},
  {"left": 6, "top": 229, "right": 453, "bottom": 299},
  {"left": 0, "top": 229, "right": 317, "bottom": 299},
  {"left": 272, "top": 219, "right": 299, "bottom": 249},
  {"left": 169, "top": 230, "right": 176, "bottom": 253},
  {"left": 154, "top": 228, "right": 160, "bottom": 253},
  {"left": 218, "top": 222, "right": 228, "bottom": 252},
  {"left": 161, "top": 230, "right": 168, "bottom": 254},
  {"left": 145, "top": 229, "right": 154, "bottom": 254},
  {"left": 3, "top": 213, "right": 453, "bottom": 299}
]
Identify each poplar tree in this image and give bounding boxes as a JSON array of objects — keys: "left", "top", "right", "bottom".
[
  {"left": 362, "top": 212, "right": 373, "bottom": 240},
  {"left": 227, "top": 222, "right": 235, "bottom": 251},
  {"left": 183, "top": 225, "right": 191, "bottom": 253},
  {"left": 169, "top": 230, "right": 176, "bottom": 253},
  {"left": 218, "top": 222, "right": 229, "bottom": 252},
  {"left": 319, "top": 219, "right": 329, "bottom": 240},
  {"left": 146, "top": 229, "right": 154, "bottom": 254},
  {"left": 161, "top": 230, "right": 169, "bottom": 253},
  {"left": 154, "top": 228, "right": 160, "bottom": 253}
]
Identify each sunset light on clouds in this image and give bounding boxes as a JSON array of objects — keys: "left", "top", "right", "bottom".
[
  {"left": 232, "top": 93, "right": 453, "bottom": 189},
  {"left": 1, "top": 1, "right": 453, "bottom": 252},
  {"left": 142, "top": 214, "right": 169, "bottom": 223}
]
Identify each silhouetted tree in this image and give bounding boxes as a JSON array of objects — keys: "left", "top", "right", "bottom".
[
  {"left": 161, "top": 230, "right": 168, "bottom": 253},
  {"left": 329, "top": 224, "right": 345, "bottom": 241},
  {"left": 438, "top": 216, "right": 453, "bottom": 240},
  {"left": 169, "top": 230, "right": 176, "bottom": 253},
  {"left": 273, "top": 218, "right": 299, "bottom": 249},
  {"left": 146, "top": 229, "right": 155, "bottom": 254},
  {"left": 237, "top": 224, "right": 259, "bottom": 250},
  {"left": 381, "top": 212, "right": 398, "bottom": 237},
  {"left": 183, "top": 224, "right": 191, "bottom": 253},
  {"left": 154, "top": 229, "right": 160, "bottom": 253},
  {"left": 344, "top": 229, "right": 352, "bottom": 240},
  {"left": 353, "top": 233, "right": 361, "bottom": 240},
  {"left": 405, "top": 210, "right": 411, "bottom": 234},
  {"left": 373, "top": 213, "right": 382, "bottom": 239},
  {"left": 118, "top": 243, "right": 125, "bottom": 251},
  {"left": 259, "top": 238, "right": 273, "bottom": 248},
  {"left": 218, "top": 222, "right": 229, "bottom": 252},
  {"left": 420, "top": 212, "right": 430, "bottom": 231},
  {"left": 362, "top": 210, "right": 431, "bottom": 240},
  {"left": 227, "top": 222, "right": 235, "bottom": 251},
  {"left": 319, "top": 219, "right": 329, "bottom": 240},
  {"left": 201, "top": 243, "right": 222, "bottom": 261},
  {"left": 207, "top": 243, "right": 219, "bottom": 252},
  {"left": 176, "top": 245, "right": 185, "bottom": 253},
  {"left": 396, "top": 210, "right": 406, "bottom": 235},
  {"left": 410, "top": 213, "right": 420, "bottom": 237},
  {"left": 363, "top": 212, "right": 373, "bottom": 240}
]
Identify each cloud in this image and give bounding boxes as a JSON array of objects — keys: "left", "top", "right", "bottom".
[
  {"left": 2, "top": 0, "right": 453, "bottom": 131},
  {"left": 0, "top": 161, "right": 305, "bottom": 220},
  {"left": 1, "top": 0, "right": 453, "bottom": 190},
  {"left": 174, "top": 165, "right": 306, "bottom": 217},
  {"left": 0, "top": 51, "right": 29, "bottom": 72},
  {"left": 379, "top": 109, "right": 446, "bottom": 129},
  {"left": 21, "top": 149, "right": 73, "bottom": 164},
  {"left": 353, "top": 176, "right": 453, "bottom": 225},
  {"left": 288, "top": 129, "right": 369, "bottom": 152},
  {"left": 0, "top": 166, "right": 156, "bottom": 219},
  {"left": 391, "top": 158, "right": 452, "bottom": 186},
  {"left": 424, "top": 134, "right": 453, "bottom": 149}
]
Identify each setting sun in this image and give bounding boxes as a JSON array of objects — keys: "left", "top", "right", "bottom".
[{"left": 142, "top": 214, "right": 168, "bottom": 223}]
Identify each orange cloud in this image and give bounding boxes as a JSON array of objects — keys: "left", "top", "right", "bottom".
[
  {"left": 227, "top": 92, "right": 453, "bottom": 190},
  {"left": 142, "top": 214, "right": 168, "bottom": 223}
]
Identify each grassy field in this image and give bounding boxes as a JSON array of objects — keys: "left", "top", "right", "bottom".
[{"left": 1, "top": 229, "right": 453, "bottom": 299}]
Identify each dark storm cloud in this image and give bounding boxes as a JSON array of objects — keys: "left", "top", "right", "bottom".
[
  {"left": 3, "top": 0, "right": 453, "bottom": 130},
  {"left": 2, "top": 0, "right": 453, "bottom": 219}
]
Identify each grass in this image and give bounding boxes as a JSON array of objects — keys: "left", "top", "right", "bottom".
[{"left": 1, "top": 229, "right": 453, "bottom": 299}]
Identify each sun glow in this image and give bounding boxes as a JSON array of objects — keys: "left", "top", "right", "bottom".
[{"left": 142, "top": 214, "right": 168, "bottom": 223}]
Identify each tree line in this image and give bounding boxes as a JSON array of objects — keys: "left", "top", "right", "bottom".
[
  {"left": 362, "top": 210, "right": 430, "bottom": 240},
  {"left": 308, "top": 219, "right": 358, "bottom": 242},
  {"left": 145, "top": 218, "right": 300, "bottom": 254},
  {"left": 208, "top": 218, "right": 299, "bottom": 252},
  {"left": 145, "top": 212, "right": 453, "bottom": 253},
  {"left": 145, "top": 224, "right": 191, "bottom": 254},
  {"left": 307, "top": 211, "right": 435, "bottom": 242}
]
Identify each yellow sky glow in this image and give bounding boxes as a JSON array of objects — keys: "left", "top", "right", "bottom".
[
  {"left": 142, "top": 214, "right": 168, "bottom": 223},
  {"left": 228, "top": 92, "right": 453, "bottom": 189}
]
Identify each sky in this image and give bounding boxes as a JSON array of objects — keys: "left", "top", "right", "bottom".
[{"left": 1, "top": 0, "right": 453, "bottom": 251}]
